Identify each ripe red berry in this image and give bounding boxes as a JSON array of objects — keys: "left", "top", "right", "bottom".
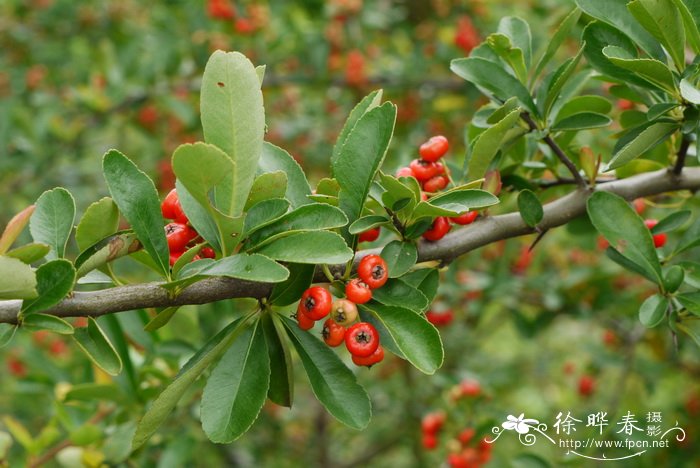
[
  {"left": 423, "top": 175, "right": 449, "bottom": 193},
  {"left": 358, "top": 227, "right": 380, "bottom": 243},
  {"left": 422, "top": 217, "right": 450, "bottom": 242},
  {"left": 458, "top": 428, "right": 475, "bottom": 445},
  {"left": 296, "top": 309, "right": 315, "bottom": 330},
  {"left": 644, "top": 219, "right": 667, "bottom": 248},
  {"left": 357, "top": 254, "right": 389, "bottom": 289},
  {"left": 345, "top": 322, "right": 380, "bottom": 357},
  {"left": 169, "top": 251, "right": 182, "bottom": 266},
  {"left": 330, "top": 299, "right": 359, "bottom": 326},
  {"left": 345, "top": 279, "right": 372, "bottom": 304},
  {"left": 426, "top": 309, "right": 454, "bottom": 326},
  {"left": 450, "top": 211, "right": 478, "bottom": 225},
  {"left": 421, "top": 411, "right": 445, "bottom": 434},
  {"left": 299, "top": 287, "right": 333, "bottom": 320},
  {"left": 409, "top": 159, "right": 443, "bottom": 182},
  {"left": 351, "top": 344, "right": 384, "bottom": 367},
  {"left": 633, "top": 198, "right": 646, "bottom": 214},
  {"left": 419, "top": 135, "right": 449, "bottom": 162},
  {"left": 578, "top": 375, "right": 596, "bottom": 397},
  {"left": 322, "top": 319, "right": 346, "bottom": 347},
  {"left": 200, "top": 246, "right": 216, "bottom": 259},
  {"left": 161, "top": 189, "right": 189, "bottom": 224},
  {"left": 459, "top": 379, "right": 481, "bottom": 397},
  {"left": 422, "top": 432, "right": 438, "bottom": 450},
  {"left": 165, "top": 223, "right": 198, "bottom": 253},
  {"left": 395, "top": 166, "right": 415, "bottom": 178}
]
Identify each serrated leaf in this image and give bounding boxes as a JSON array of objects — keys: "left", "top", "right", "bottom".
[
  {"left": 362, "top": 303, "right": 443, "bottom": 374},
  {"left": 335, "top": 102, "right": 397, "bottom": 242},
  {"left": 465, "top": 109, "right": 521, "bottom": 181},
  {"left": 103, "top": 150, "right": 170, "bottom": 277},
  {"left": 259, "top": 142, "right": 312, "bottom": 209},
  {"left": 605, "top": 122, "right": 678, "bottom": 171},
  {"left": 22, "top": 313, "right": 74, "bottom": 335},
  {"left": 29, "top": 188, "right": 75, "bottom": 260},
  {"left": 73, "top": 317, "right": 122, "bottom": 376},
  {"left": 21, "top": 259, "right": 74, "bottom": 315},
  {"left": 517, "top": 190, "right": 543, "bottom": 227},
  {"left": 380, "top": 241, "right": 417, "bottom": 278},
  {"left": 588, "top": 192, "right": 662, "bottom": 284},
  {"left": 281, "top": 315, "right": 371, "bottom": 430},
  {"left": 76, "top": 198, "right": 119, "bottom": 253},
  {"left": 639, "top": 294, "right": 668, "bottom": 327},
  {"left": 200, "top": 51, "right": 265, "bottom": 218},
  {"left": 201, "top": 320, "right": 269, "bottom": 443},
  {"left": 269, "top": 263, "right": 316, "bottom": 306},
  {"left": 0, "top": 205, "right": 35, "bottom": 254},
  {"left": 256, "top": 231, "right": 353, "bottom": 265}
]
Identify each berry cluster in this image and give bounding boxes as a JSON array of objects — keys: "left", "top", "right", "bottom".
[
  {"left": 160, "top": 189, "right": 216, "bottom": 266},
  {"left": 295, "top": 255, "right": 390, "bottom": 367},
  {"left": 394, "top": 135, "right": 480, "bottom": 243}
]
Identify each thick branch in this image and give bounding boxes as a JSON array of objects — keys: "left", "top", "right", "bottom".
[{"left": 0, "top": 168, "right": 699, "bottom": 324}]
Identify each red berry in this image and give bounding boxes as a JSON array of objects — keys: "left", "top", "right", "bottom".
[
  {"left": 419, "top": 135, "right": 449, "bottom": 162},
  {"left": 422, "top": 217, "right": 450, "bottom": 242},
  {"left": 644, "top": 219, "right": 667, "bottom": 248},
  {"left": 395, "top": 167, "right": 415, "bottom": 178},
  {"left": 459, "top": 379, "right": 481, "bottom": 397},
  {"left": 345, "top": 279, "right": 372, "bottom": 304},
  {"left": 322, "top": 319, "right": 346, "bottom": 347},
  {"left": 426, "top": 309, "right": 454, "bottom": 326},
  {"left": 421, "top": 411, "right": 445, "bottom": 434},
  {"left": 330, "top": 299, "right": 359, "bottom": 326},
  {"left": 358, "top": 227, "right": 380, "bottom": 243},
  {"left": 345, "top": 322, "right": 380, "bottom": 357},
  {"left": 165, "top": 223, "right": 198, "bottom": 253},
  {"left": 409, "top": 159, "right": 443, "bottom": 182},
  {"left": 578, "top": 375, "right": 596, "bottom": 397},
  {"left": 299, "top": 287, "right": 333, "bottom": 320},
  {"left": 633, "top": 198, "right": 646, "bottom": 214},
  {"left": 357, "top": 254, "right": 389, "bottom": 289},
  {"left": 169, "top": 251, "right": 183, "bottom": 266},
  {"left": 450, "top": 211, "right": 478, "bottom": 225},
  {"left": 207, "top": 0, "right": 236, "bottom": 20},
  {"left": 423, "top": 175, "right": 449, "bottom": 193},
  {"left": 351, "top": 344, "right": 384, "bottom": 367},
  {"left": 458, "top": 428, "right": 476, "bottom": 445},
  {"left": 296, "top": 309, "right": 315, "bottom": 330},
  {"left": 161, "top": 189, "right": 189, "bottom": 224},
  {"left": 422, "top": 432, "right": 438, "bottom": 450},
  {"left": 200, "top": 246, "right": 216, "bottom": 259}
]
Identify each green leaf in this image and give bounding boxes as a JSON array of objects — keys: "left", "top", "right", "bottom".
[
  {"left": 647, "top": 103, "right": 680, "bottom": 120},
  {"left": 5, "top": 243, "right": 50, "bottom": 264},
  {"left": 575, "top": 0, "right": 664, "bottom": 58},
  {"left": 269, "top": 263, "right": 316, "bottom": 306},
  {"left": 466, "top": 109, "right": 521, "bottom": 181},
  {"left": 627, "top": 0, "right": 685, "bottom": 70},
  {"left": 177, "top": 254, "right": 288, "bottom": 283},
  {"left": 671, "top": 0, "right": 700, "bottom": 53},
  {"left": 498, "top": 16, "right": 532, "bottom": 67},
  {"left": 103, "top": 150, "right": 170, "bottom": 278},
  {"left": 379, "top": 173, "right": 418, "bottom": 214},
  {"left": 543, "top": 47, "right": 583, "bottom": 119},
  {"left": 175, "top": 180, "right": 222, "bottom": 254},
  {"left": 486, "top": 33, "right": 528, "bottom": 83},
  {"left": 639, "top": 294, "right": 669, "bottom": 327},
  {"left": 332, "top": 90, "right": 383, "bottom": 172},
  {"left": 348, "top": 215, "right": 390, "bottom": 235},
  {"left": 29, "top": 187, "right": 75, "bottom": 259},
  {"left": 76, "top": 198, "right": 119, "bottom": 253},
  {"left": 0, "top": 205, "right": 35, "bottom": 254},
  {"left": 678, "top": 292, "right": 700, "bottom": 315},
  {"left": 380, "top": 241, "right": 417, "bottom": 278},
  {"left": 605, "top": 122, "right": 678, "bottom": 171},
  {"left": 73, "top": 317, "right": 123, "bottom": 376},
  {"left": 21, "top": 259, "right": 75, "bottom": 315},
  {"left": 22, "top": 313, "right": 74, "bottom": 335},
  {"left": 0, "top": 324, "right": 17, "bottom": 348},
  {"left": 143, "top": 307, "right": 179, "bottom": 332},
  {"left": 555, "top": 95, "right": 612, "bottom": 122},
  {"left": 200, "top": 51, "right": 265, "bottom": 218},
  {"left": 64, "top": 383, "right": 124, "bottom": 403},
  {"left": 243, "top": 198, "right": 290, "bottom": 236},
  {"left": 401, "top": 268, "right": 440, "bottom": 306},
  {"left": 335, "top": 102, "right": 397, "bottom": 242},
  {"left": 680, "top": 78, "right": 700, "bottom": 104},
  {"left": 532, "top": 8, "right": 582, "bottom": 82},
  {"left": 362, "top": 303, "right": 444, "bottom": 374},
  {"left": 132, "top": 317, "right": 250, "bottom": 450},
  {"left": 652, "top": 210, "right": 691, "bottom": 233},
  {"left": 259, "top": 143, "right": 312, "bottom": 209},
  {"left": 602, "top": 46, "right": 678, "bottom": 94},
  {"left": 451, "top": 58, "right": 538, "bottom": 116},
  {"left": 75, "top": 233, "right": 138, "bottom": 278},
  {"left": 675, "top": 216, "right": 700, "bottom": 254},
  {"left": 245, "top": 171, "right": 287, "bottom": 210},
  {"left": 281, "top": 315, "right": 371, "bottom": 430},
  {"left": 261, "top": 313, "right": 294, "bottom": 407},
  {"left": 256, "top": 231, "right": 353, "bottom": 265},
  {"left": 587, "top": 191, "right": 662, "bottom": 284},
  {"left": 0, "top": 256, "right": 37, "bottom": 299},
  {"left": 371, "top": 279, "right": 429, "bottom": 313},
  {"left": 605, "top": 246, "right": 659, "bottom": 283},
  {"left": 247, "top": 203, "right": 348, "bottom": 248},
  {"left": 551, "top": 112, "right": 612, "bottom": 131},
  {"left": 201, "top": 320, "right": 269, "bottom": 443},
  {"left": 414, "top": 189, "right": 499, "bottom": 218},
  {"left": 517, "top": 190, "right": 543, "bottom": 227}
]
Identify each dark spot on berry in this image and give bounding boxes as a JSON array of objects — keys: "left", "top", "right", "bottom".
[
  {"left": 304, "top": 297, "right": 316, "bottom": 311},
  {"left": 372, "top": 265, "right": 385, "bottom": 280}
]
